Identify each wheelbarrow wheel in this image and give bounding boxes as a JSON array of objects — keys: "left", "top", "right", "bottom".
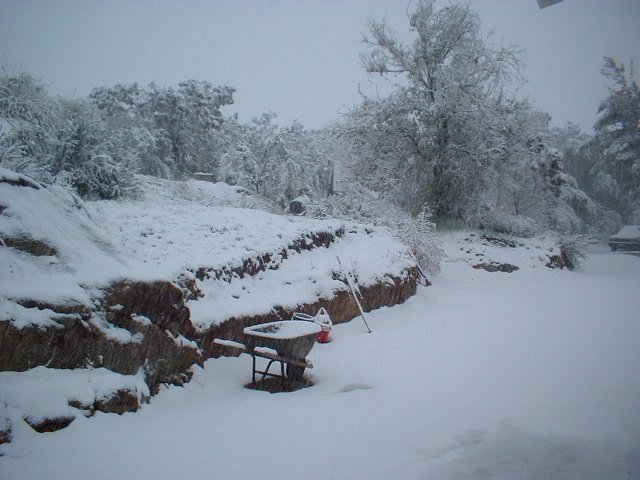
[{"left": 286, "top": 363, "right": 305, "bottom": 381}]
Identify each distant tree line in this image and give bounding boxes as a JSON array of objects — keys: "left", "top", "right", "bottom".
[
  {"left": 333, "top": 0, "right": 638, "bottom": 234},
  {"left": 1, "top": 0, "right": 638, "bottom": 238},
  {"left": 0, "top": 75, "right": 331, "bottom": 207}
]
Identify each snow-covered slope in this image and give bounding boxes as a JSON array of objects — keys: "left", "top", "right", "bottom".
[
  {"left": 88, "top": 176, "right": 347, "bottom": 279},
  {"left": 0, "top": 168, "right": 130, "bottom": 309},
  {"left": 86, "top": 176, "right": 417, "bottom": 330},
  {"left": 438, "top": 230, "right": 564, "bottom": 270},
  {"left": 1, "top": 171, "right": 416, "bottom": 331},
  {"left": 5, "top": 170, "right": 637, "bottom": 478},
  {"left": 2, "top": 233, "right": 638, "bottom": 479},
  {"left": 1, "top": 168, "right": 421, "bottom": 451}
]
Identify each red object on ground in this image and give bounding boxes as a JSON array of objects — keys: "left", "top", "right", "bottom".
[{"left": 316, "top": 329, "right": 330, "bottom": 343}]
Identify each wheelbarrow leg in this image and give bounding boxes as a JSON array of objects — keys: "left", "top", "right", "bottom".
[
  {"left": 251, "top": 353, "right": 286, "bottom": 385},
  {"left": 263, "top": 359, "right": 278, "bottom": 380},
  {"left": 286, "top": 363, "right": 305, "bottom": 381},
  {"left": 251, "top": 354, "right": 257, "bottom": 384},
  {"left": 280, "top": 361, "right": 285, "bottom": 389}
]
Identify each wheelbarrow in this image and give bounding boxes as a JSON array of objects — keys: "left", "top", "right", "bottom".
[
  {"left": 243, "top": 320, "right": 321, "bottom": 381},
  {"left": 214, "top": 319, "right": 321, "bottom": 385}
]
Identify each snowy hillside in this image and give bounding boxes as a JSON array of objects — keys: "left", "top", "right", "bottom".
[
  {"left": 0, "top": 169, "right": 130, "bottom": 309},
  {"left": 1, "top": 169, "right": 420, "bottom": 437},
  {"left": 85, "top": 176, "right": 417, "bottom": 330},
  {"left": 1, "top": 228, "right": 638, "bottom": 479},
  {"left": 1, "top": 170, "right": 417, "bottom": 330}
]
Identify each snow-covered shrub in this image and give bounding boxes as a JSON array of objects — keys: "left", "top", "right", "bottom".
[
  {"left": 557, "top": 234, "right": 589, "bottom": 271},
  {"left": 306, "top": 184, "right": 393, "bottom": 223},
  {"left": 394, "top": 206, "right": 443, "bottom": 275},
  {"left": 547, "top": 204, "right": 584, "bottom": 235},
  {"left": 70, "top": 154, "right": 139, "bottom": 200},
  {"left": 1, "top": 74, "right": 140, "bottom": 200},
  {"left": 309, "top": 192, "right": 443, "bottom": 275},
  {"left": 466, "top": 202, "right": 538, "bottom": 238},
  {"left": 593, "top": 208, "right": 623, "bottom": 237}
]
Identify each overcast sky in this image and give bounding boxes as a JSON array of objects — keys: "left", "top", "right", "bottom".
[{"left": 1, "top": 0, "right": 639, "bottom": 132}]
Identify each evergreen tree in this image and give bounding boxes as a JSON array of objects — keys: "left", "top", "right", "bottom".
[{"left": 592, "top": 57, "right": 640, "bottom": 220}]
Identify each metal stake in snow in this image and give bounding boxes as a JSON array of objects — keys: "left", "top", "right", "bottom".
[{"left": 336, "top": 256, "right": 372, "bottom": 333}]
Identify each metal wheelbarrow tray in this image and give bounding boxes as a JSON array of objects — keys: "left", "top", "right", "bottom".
[{"left": 243, "top": 320, "right": 320, "bottom": 359}]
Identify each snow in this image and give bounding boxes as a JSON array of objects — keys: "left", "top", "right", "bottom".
[
  {"left": 441, "top": 231, "right": 562, "bottom": 269},
  {"left": 167, "top": 331, "right": 200, "bottom": 351},
  {"left": 130, "top": 314, "right": 152, "bottom": 327},
  {"left": 87, "top": 175, "right": 347, "bottom": 280},
  {"left": 0, "top": 299, "right": 66, "bottom": 329},
  {"left": 2, "top": 237, "right": 639, "bottom": 479},
  {"left": 243, "top": 320, "right": 321, "bottom": 339},
  {"left": 189, "top": 229, "right": 411, "bottom": 329},
  {"left": 88, "top": 314, "right": 144, "bottom": 345},
  {"left": 253, "top": 346, "right": 279, "bottom": 356},
  {"left": 0, "top": 367, "right": 149, "bottom": 423},
  {"left": 2, "top": 172, "right": 414, "bottom": 332},
  {"left": 213, "top": 338, "right": 246, "bottom": 350},
  {"left": 610, "top": 225, "right": 640, "bottom": 239},
  {"left": 84, "top": 175, "right": 414, "bottom": 331},
  {"left": 0, "top": 170, "right": 131, "bottom": 307}
]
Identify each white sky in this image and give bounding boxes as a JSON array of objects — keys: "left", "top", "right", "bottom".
[{"left": 1, "top": 0, "right": 639, "bottom": 132}]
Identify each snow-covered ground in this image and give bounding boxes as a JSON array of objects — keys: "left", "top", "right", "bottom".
[
  {"left": 2, "top": 234, "right": 639, "bottom": 479},
  {"left": 1, "top": 171, "right": 414, "bottom": 330}
]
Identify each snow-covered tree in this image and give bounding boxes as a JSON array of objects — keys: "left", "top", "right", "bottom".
[
  {"left": 220, "top": 114, "right": 331, "bottom": 208},
  {"left": 89, "top": 80, "right": 235, "bottom": 179},
  {"left": 220, "top": 113, "right": 284, "bottom": 197},
  {"left": 549, "top": 58, "right": 639, "bottom": 227},
  {"left": 170, "top": 80, "right": 234, "bottom": 176},
  {"left": 1, "top": 74, "right": 138, "bottom": 199},
  {"left": 592, "top": 57, "right": 640, "bottom": 221},
  {"left": 0, "top": 73, "right": 51, "bottom": 125},
  {"left": 353, "top": 0, "right": 523, "bottom": 219},
  {"left": 333, "top": 92, "right": 417, "bottom": 209},
  {"left": 335, "top": 0, "right": 601, "bottom": 236}
]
